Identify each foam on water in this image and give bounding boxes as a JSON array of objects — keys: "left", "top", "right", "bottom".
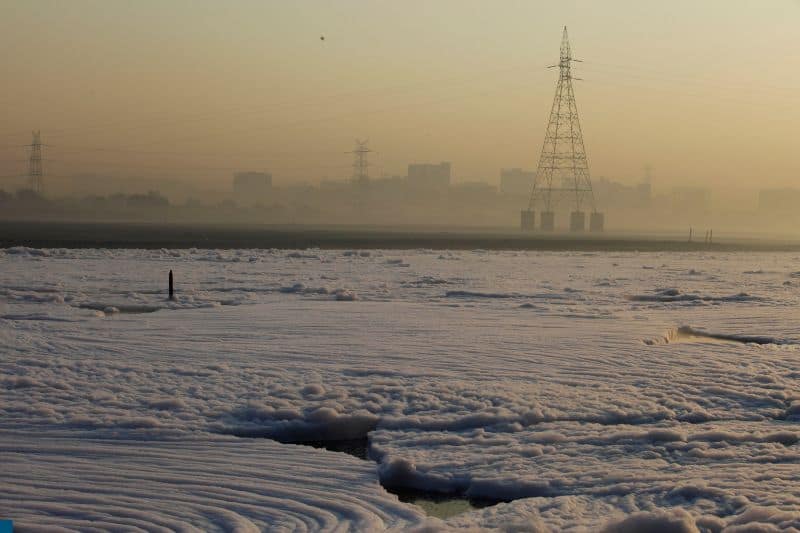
[{"left": 3, "top": 248, "right": 800, "bottom": 530}]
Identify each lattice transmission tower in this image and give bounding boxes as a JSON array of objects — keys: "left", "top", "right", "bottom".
[
  {"left": 347, "top": 139, "right": 372, "bottom": 187},
  {"left": 522, "top": 27, "right": 603, "bottom": 232},
  {"left": 27, "top": 130, "right": 44, "bottom": 194}
]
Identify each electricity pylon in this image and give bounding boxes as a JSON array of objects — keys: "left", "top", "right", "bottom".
[
  {"left": 27, "top": 131, "right": 44, "bottom": 194},
  {"left": 347, "top": 139, "right": 371, "bottom": 187},
  {"left": 522, "top": 27, "right": 603, "bottom": 232}
]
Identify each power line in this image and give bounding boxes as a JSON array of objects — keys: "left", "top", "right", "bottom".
[
  {"left": 579, "top": 60, "right": 800, "bottom": 96},
  {"left": 0, "top": 61, "right": 550, "bottom": 141},
  {"left": 11, "top": 157, "right": 354, "bottom": 174},
  {"left": 0, "top": 73, "right": 551, "bottom": 166}
]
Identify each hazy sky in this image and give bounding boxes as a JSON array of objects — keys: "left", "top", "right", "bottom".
[{"left": 2, "top": 1, "right": 800, "bottom": 190}]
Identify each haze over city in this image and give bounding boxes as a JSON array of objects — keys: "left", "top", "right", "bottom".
[{"left": 2, "top": 1, "right": 800, "bottom": 206}]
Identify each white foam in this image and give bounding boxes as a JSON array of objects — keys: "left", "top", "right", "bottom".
[{"left": 3, "top": 249, "right": 800, "bottom": 529}]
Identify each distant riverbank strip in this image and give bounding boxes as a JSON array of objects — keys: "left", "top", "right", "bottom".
[{"left": 3, "top": 221, "right": 799, "bottom": 252}]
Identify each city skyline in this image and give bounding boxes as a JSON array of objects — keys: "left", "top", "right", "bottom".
[{"left": 2, "top": 1, "right": 800, "bottom": 191}]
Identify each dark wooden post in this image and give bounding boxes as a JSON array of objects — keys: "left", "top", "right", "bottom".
[{"left": 169, "top": 270, "right": 175, "bottom": 301}]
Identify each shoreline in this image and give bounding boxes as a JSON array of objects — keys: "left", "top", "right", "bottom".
[{"left": 3, "top": 221, "right": 800, "bottom": 251}]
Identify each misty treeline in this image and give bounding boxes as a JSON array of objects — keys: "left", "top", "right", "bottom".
[
  {"left": 0, "top": 184, "right": 525, "bottom": 226},
  {"left": 1, "top": 183, "right": 798, "bottom": 234}
]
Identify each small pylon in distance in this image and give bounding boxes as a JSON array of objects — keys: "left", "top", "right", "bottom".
[
  {"left": 347, "top": 139, "right": 371, "bottom": 187},
  {"left": 27, "top": 130, "right": 44, "bottom": 195}
]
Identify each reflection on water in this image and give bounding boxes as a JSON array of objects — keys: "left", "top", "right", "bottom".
[
  {"left": 292, "top": 437, "right": 504, "bottom": 519},
  {"left": 388, "top": 487, "right": 501, "bottom": 519}
]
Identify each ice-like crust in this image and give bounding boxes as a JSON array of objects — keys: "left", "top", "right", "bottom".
[
  {"left": 1, "top": 433, "right": 424, "bottom": 531},
  {"left": 3, "top": 249, "right": 800, "bottom": 530}
]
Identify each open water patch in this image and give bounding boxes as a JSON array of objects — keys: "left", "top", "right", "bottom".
[
  {"left": 234, "top": 433, "right": 506, "bottom": 519},
  {"left": 387, "top": 487, "right": 501, "bottom": 519},
  {"left": 294, "top": 437, "right": 370, "bottom": 461}
]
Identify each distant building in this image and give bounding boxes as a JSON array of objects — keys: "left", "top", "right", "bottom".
[
  {"left": 125, "top": 191, "right": 169, "bottom": 208},
  {"left": 233, "top": 172, "right": 272, "bottom": 205},
  {"left": 407, "top": 162, "right": 450, "bottom": 189},
  {"left": 758, "top": 188, "right": 800, "bottom": 213},
  {"left": 499, "top": 168, "right": 535, "bottom": 196},
  {"left": 319, "top": 179, "right": 349, "bottom": 191},
  {"left": 451, "top": 181, "right": 496, "bottom": 202},
  {"left": 671, "top": 186, "right": 711, "bottom": 215},
  {"left": 635, "top": 182, "right": 652, "bottom": 204},
  {"left": 593, "top": 177, "right": 651, "bottom": 208},
  {"left": 453, "top": 181, "right": 496, "bottom": 193},
  {"left": 369, "top": 175, "right": 406, "bottom": 192}
]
